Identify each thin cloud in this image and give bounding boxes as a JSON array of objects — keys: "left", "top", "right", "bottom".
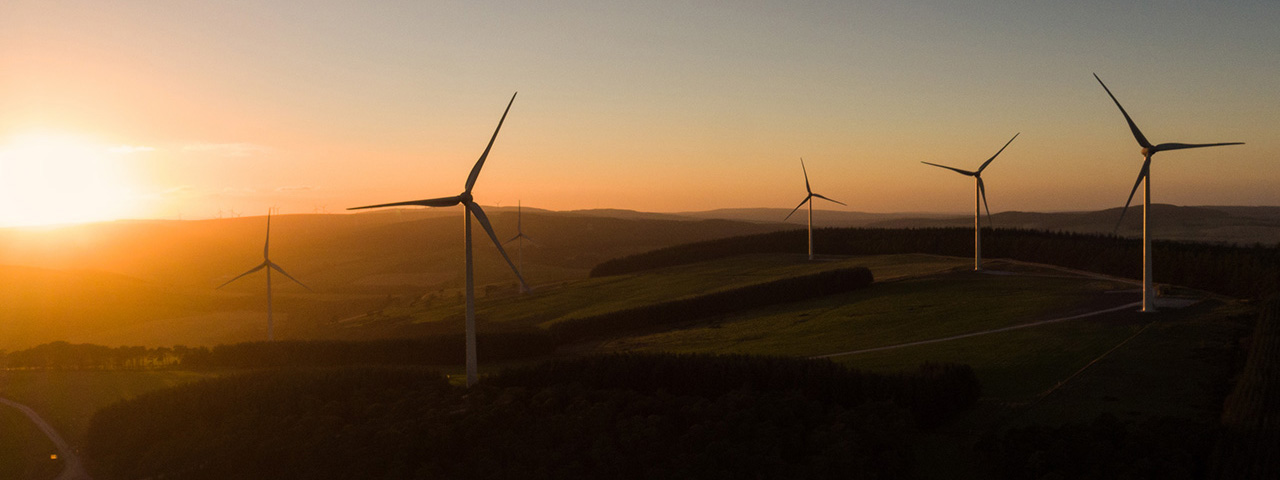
[
  {"left": 109, "top": 145, "right": 156, "bottom": 154},
  {"left": 183, "top": 143, "right": 268, "bottom": 157},
  {"left": 276, "top": 185, "right": 315, "bottom": 193},
  {"left": 163, "top": 185, "right": 197, "bottom": 195}
]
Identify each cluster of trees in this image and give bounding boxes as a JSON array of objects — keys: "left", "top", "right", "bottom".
[
  {"left": 1210, "top": 296, "right": 1280, "bottom": 479},
  {"left": 0, "top": 341, "right": 186, "bottom": 369},
  {"left": 85, "top": 354, "right": 979, "bottom": 479},
  {"left": 179, "top": 334, "right": 557, "bottom": 369},
  {"left": 979, "top": 413, "right": 1217, "bottom": 479},
  {"left": 548, "top": 267, "right": 873, "bottom": 342},
  {"left": 589, "top": 228, "right": 1280, "bottom": 299},
  {"left": 0, "top": 335, "right": 557, "bottom": 370},
  {"left": 489, "top": 353, "right": 980, "bottom": 429}
]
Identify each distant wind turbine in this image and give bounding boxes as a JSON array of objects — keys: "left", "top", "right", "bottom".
[
  {"left": 348, "top": 92, "right": 528, "bottom": 387},
  {"left": 1094, "top": 73, "right": 1243, "bottom": 312},
  {"left": 921, "top": 133, "right": 1019, "bottom": 271},
  {"left": 503, "top": 200, "right": 535, "bottom": 293},
  {"left": 784, "top": 159, "right": 846, "bottom": 261},
  {"left": 217, "top": 210, "right": 312, "bottom": 340}
]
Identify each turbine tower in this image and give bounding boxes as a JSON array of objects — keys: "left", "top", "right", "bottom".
[
  {"left": 217, "top": 210, "right": 312, "bottom": 340},
  {"left": 349, "top": 93, "right": 528, "bottom": 387},
  {"left": 504, "top": 200, "right": 535, "bottom": 293},
  {"left": 921, "top": 133, "right": 1019, "bottom": 271},
  {"left": 784, "top": 158, "right": 846, "bottom": 261},
  {"left": 1094, "top": 73, "right": 1243, "bottom": 312}
]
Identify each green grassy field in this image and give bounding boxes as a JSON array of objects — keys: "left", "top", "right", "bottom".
[
  {"left": 2, "top": 252, "right": 1255, "bottom": 480},
  {"left": 0, "top": 370, "right": 214, "bottom": 443},
  {"left": 594, "top": 270, "right": 1137, "bottom": 358},
  {"left": 363, "top": 253, "right": 971, "bottom": 333},
  {"left": 0, "top": 404, "right": 62, "bottom": 480}
]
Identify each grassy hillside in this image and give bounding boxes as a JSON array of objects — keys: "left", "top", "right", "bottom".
[
  {"left": 331, "top": 253, "right": 967, "bottom": 340},
  {"left": 0, "top": 370, "right": 214, "bottom": 443},
  {"left": 0, "top": 211, "right": 787, "bottom": 350},
  {"left": 5, "top": 251, "right": 1258, "bottom": 479}
]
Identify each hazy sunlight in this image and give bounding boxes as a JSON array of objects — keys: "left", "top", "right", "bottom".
[{"left": 0, "top": 132, "right": 142, "bottom": 227}]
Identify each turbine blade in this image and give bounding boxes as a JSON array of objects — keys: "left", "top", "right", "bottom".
[
  {"left": 978, "top": 177, "right": 992, "bottom": 227},
  {"left": 1094, "top": 73, "right": 1153, "bottom": 149},
  {"left": 1114, "top": 158, "right": 1151, "bottom": 234},
  {"left": 977, "top": 132, "right": 1019, "bottom": 173},
  {"left": 784, "top": 196, "right": 811, "bottom": 221},
  {"left": 347, "top": 196, "right": 462, "bottom": 210},
  {"left": 216, "top": 262, "right": 268, "bottom": 289},
  {"left": 800, "top": 158, "right": 811, "bottom": 194},
  {"left": 1154, "top": 141, "right": 1245, "bottom": 152},
  {"left": 811, "top": 193, "right": 847, "bottom": 206},
  {"left": 921, "top": 161, "right": 975, "bottom": 176},
  {"left": 469, "top": 202, "right": 529, "bottom": 290},
  {"left": 504, "top": 233, "right": 522, "bottom": 245},
  {"left": 269, "top": 262, "right": 313, "bottom": 292},
  {"left": 465, "top": 92, "right": 518, "bottom": 193}
]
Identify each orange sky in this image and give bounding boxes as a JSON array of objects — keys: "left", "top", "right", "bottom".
[{"left": 1, "top": 1, "right": 1277, "bottom": 227}]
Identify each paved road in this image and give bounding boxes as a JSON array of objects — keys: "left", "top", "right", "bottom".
[{"left": 0, "top": 396, "right": 91, "bottom": 480}]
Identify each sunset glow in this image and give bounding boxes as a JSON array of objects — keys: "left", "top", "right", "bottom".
[
  {"left": 0, "top": 1, "right": 1276, "bottom": 222},
  {"left": 0, "top": 132, "right": 142, "bottom": 227}
]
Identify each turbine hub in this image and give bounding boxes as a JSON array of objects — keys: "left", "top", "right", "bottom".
[
  {"left": 459, "top": 191, "right": 473, "bottom": 204},
  {"left": 1141, "top": 146, "right": 1153, "bottom": 157}
]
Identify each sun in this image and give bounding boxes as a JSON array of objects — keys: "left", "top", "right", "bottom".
[{"left": 0, "top": 132, "right": 143, "bottom": 227}]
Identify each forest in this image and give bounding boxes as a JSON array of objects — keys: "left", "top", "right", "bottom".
[
  {"left": 590, "top": 227, "right": 1280, "bottom": 299},
  {"left": 83, "top": 354, "right": 978, "bottom": 480}
]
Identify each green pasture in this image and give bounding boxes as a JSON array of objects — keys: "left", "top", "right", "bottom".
[
  {"left": 0, "top": 370, "right": 213, "bottom": 443},
  {"left": 371, "top": 253, "right": 970, "bottom": 331},
  {"left": 595, "top": 270, "right": 1137, "bottom": 358}
]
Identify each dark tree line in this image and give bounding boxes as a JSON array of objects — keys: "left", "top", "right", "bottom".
[
  {"left": 85, "top": 354, "right": 981, "bottom": 480},
  {"left": 0, "top": 335, "right": 557, "bottom": 370},
  {"left": 489, "top": 353, "right": 980, "bottom": 429},
  {"left": 590, "top": 227, "right": 1280, "bottom": 299},
  {"left": 548, "top": 267, "right": 873, "bottom": 342},
  {"left": 0, "top": 341, "right": 186, "bottom": 369},
  {"left": 179, "top": 334, "right": 558, "bottom": 369}
]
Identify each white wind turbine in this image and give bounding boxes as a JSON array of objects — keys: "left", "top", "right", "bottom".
[
  {"left": 217, "top": 210, "right": 312, "bottom": 340},
  {"left": 503, "top": 200, "right": 535, "bottom": 293},
  {"left": 921, "top": 133, "right": 1019, "bottom": 271},
  {"left": 784, "top": 158, "right": 846, "bottom": 261},
  {"left": 1094, "top": 73, "right": 1243, "bottom": 312},
  {"left": 349, "top": 92, "right": 528, "bottom": 387}
]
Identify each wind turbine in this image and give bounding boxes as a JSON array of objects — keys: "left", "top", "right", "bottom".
[
  {"left": 784, "top": 158, "right": 846, "bottom": 261},
  {"left": 503, "top": 200, "right": 535, "bottom": 293},
  {"left": 217, "top": 210, "right": 312, "bottom": 340},
  {"left": 348, "top": 92, "right": 528, "bottom": 387},
  {"left": 1094, "top": 73, "right": 1243, "bottom": 312},
  {"left": 921, "top": 133, "right": 1019, "bottom": 271}
]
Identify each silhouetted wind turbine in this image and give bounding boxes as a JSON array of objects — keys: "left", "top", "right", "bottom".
[
  {"left": 921, "top": 133, "right": 1019, "bottom": 271},
  {"left": 1094, "top": 73, "right": 1243, "bottom": 312},
  {"left": 504, "top": 200, "right": 534, "bottom": 293},
  {"left": 784, "top": 159, "right": 846, "bottom": 261},
  {"left": 348, "top": 93, "right": 527, "bottom": 387},
  {"left": 217, "top": 210, "right": 312, "bottom": 340}
]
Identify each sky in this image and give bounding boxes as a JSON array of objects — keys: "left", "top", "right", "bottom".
[{"left": 1, "top": 1, "right": 1277, "bottom": 226}]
